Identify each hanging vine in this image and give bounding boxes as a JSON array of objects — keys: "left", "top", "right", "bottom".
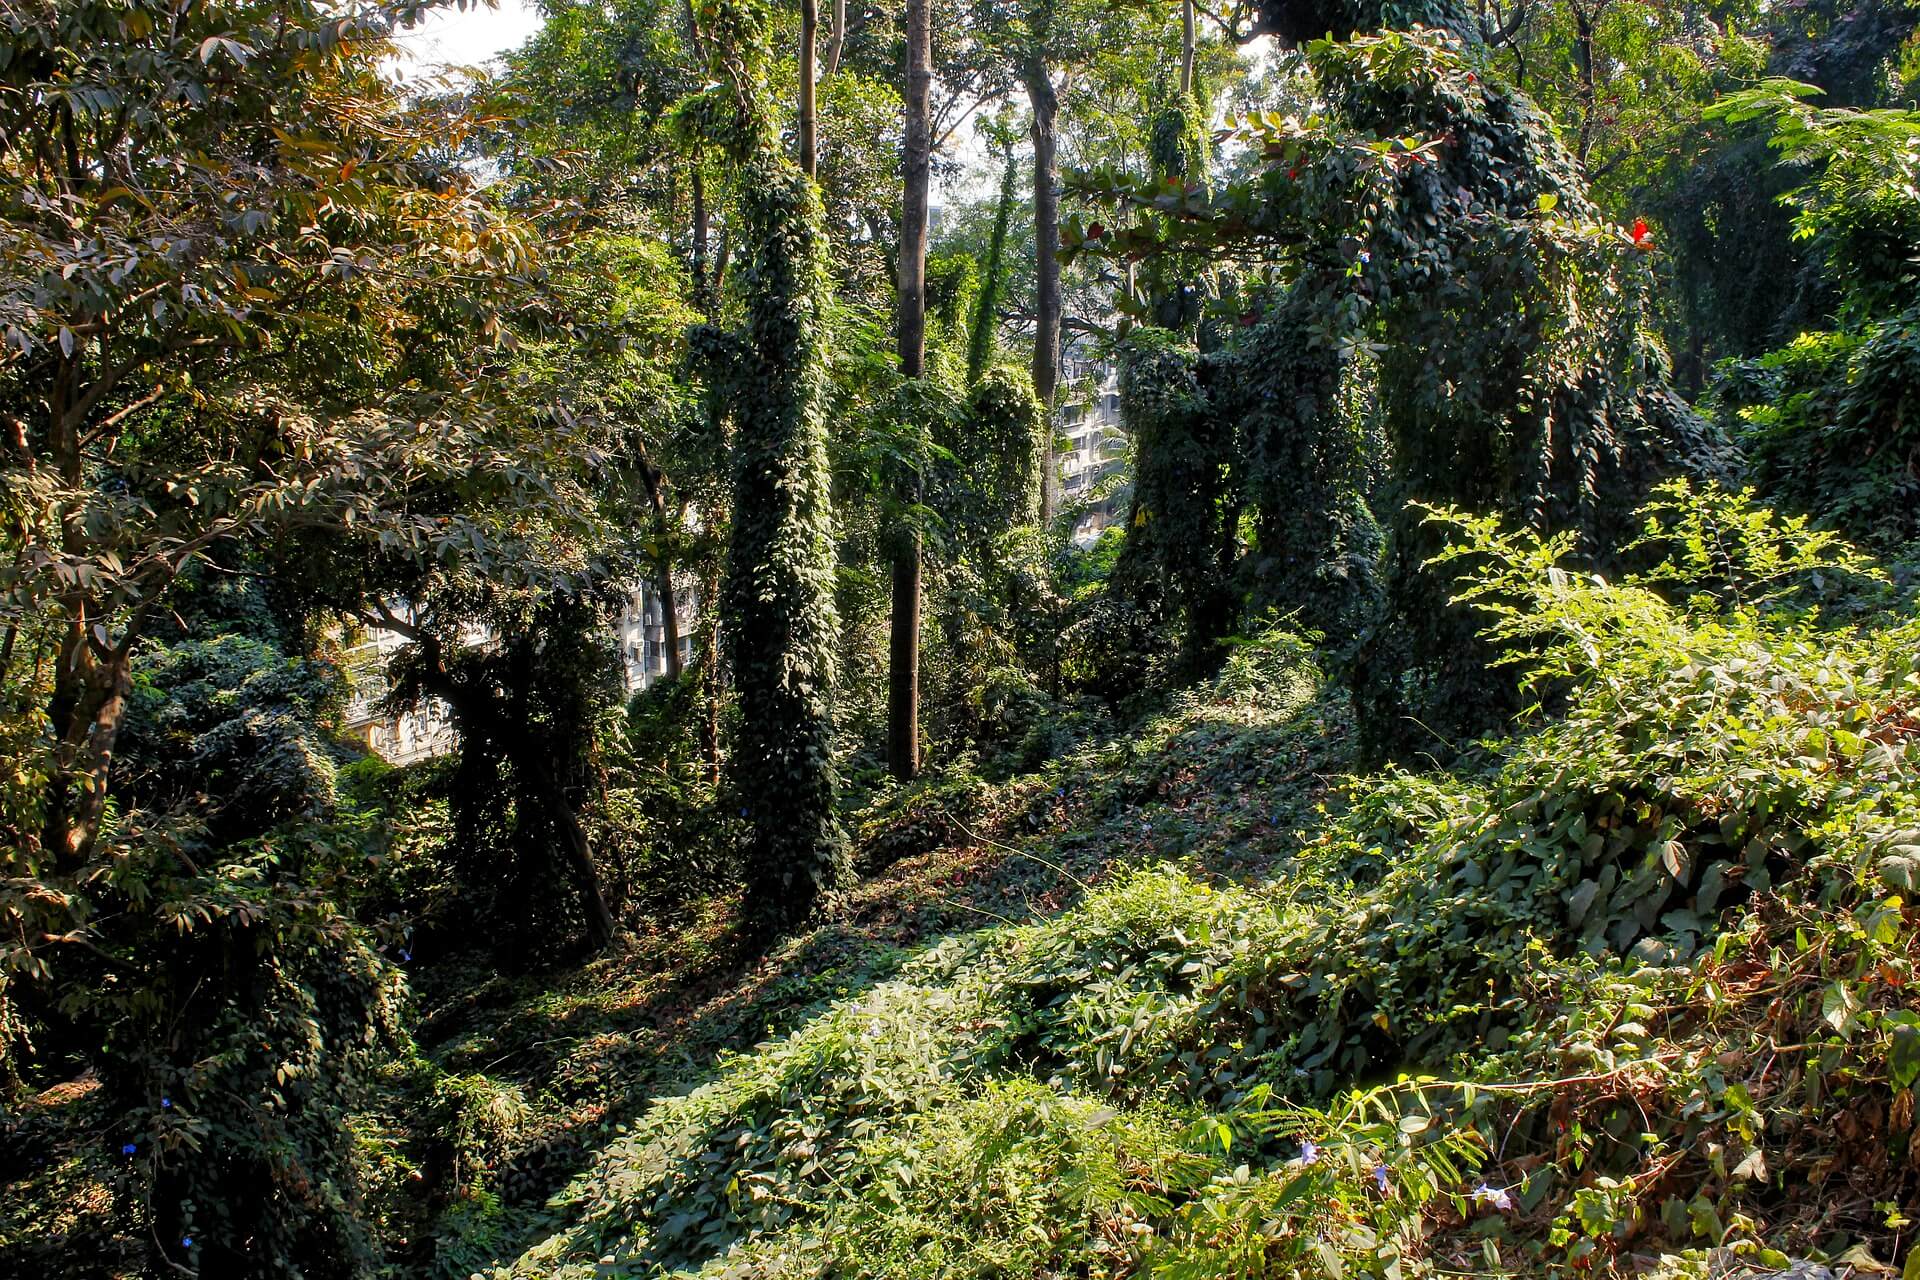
[{"left": 1069, "top": 19, "right": 1733, "bottom": 755}]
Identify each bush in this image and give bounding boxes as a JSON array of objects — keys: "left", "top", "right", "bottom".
[{"left": 2, "top": 630, "right": 404, "bottom": 1278}]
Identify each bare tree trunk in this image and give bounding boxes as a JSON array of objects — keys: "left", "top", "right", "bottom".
[
  {"left": 1180, "top": 0, "right": 1196, "bottom": 96},
  {"left": 1025, "top": 62, "right": 1062, "bottom": 525},
  {"left": 691, "top": 162, "right": 712, "bottom": 315},
  {"left": 825, "top": 0, "right": 847, "bottom": 75},
  {"left": 888, "top": 0, "right": 931, "bottom": 782},
  {"left": 800, "top": 0, "right": 818, "bottom": 176}
]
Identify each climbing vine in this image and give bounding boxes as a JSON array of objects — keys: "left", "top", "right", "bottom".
[
  {"left": 707, "top": 159, "right": 851, "bottom": 927},
  {"left": 1071, "top": 19, "right": 1731, "bottom": 754}
]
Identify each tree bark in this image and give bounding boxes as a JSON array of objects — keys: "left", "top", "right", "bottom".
[
  {"left": 889, "top": 0, "right": 931, "bottom": 781},
  {"left": 1180, "top": 0, "right": 1196, "bottom": 96},
  {"left": 1025, "top": 62, "right": 1063, "bottom": 525},
  {"left": 691, "top": 162, "right": 713, "bottom": 316},
  {"left": 800, "top": 0, "right": 819, "bottom": 177},
  {"left": 825, "top": 0, "right": 847, "bottom": 75},
  {"left": 42, "top": 631, "right": 134, "bottom": 869}
]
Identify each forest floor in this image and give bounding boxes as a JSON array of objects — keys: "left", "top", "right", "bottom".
[
  {"left": 9, "top": 614, "right": 1917, "bottom": 1280},
  {"left": 419, "top": 611, "right": 1919, "bottom": 1280},
  {"left": 404, "top": 645, "right": 1349, "bottom": 1276}
]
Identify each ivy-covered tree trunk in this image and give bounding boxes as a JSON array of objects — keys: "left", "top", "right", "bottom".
[
  {"left": 1114, "top": 330, "right": 1242, "bottom": 673},
  {"left": 965, "top": 153, "right": 1019, "bottom": 386},
  {"left": 391, "top": 612, "right": 619, "bottom": 951},
  {"left": 721, "top": 153, "right": 851, "bottom": 930},
  {"left": 1240, "top": 0, "right": 1728, "bottom": 758}
]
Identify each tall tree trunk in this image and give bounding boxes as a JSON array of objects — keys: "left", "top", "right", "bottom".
[
  {"left": 1180, "top": 0, "right": 1196, "bottom": 96},
  {"left": 889, "top": 0, "right": 931, "bottom": 781},
  {"left": 800, "top": 0, "right": 818, "bottom": 176},
  {"left": 691, "top": 162, "right": 712, "bottom": 315},
  {"left": 1025, "top": 62, "right": 1062, "bottom": 525}
]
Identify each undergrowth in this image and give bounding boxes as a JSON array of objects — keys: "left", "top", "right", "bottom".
[{"left": 465, "top": 485, "right": 1919, "bottom": 1279}]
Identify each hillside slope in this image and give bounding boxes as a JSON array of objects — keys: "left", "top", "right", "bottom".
[{"left": 444, "top": 498, "right": 1920, "bottom": 1280}]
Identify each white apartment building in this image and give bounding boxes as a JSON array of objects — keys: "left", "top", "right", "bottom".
[
  {"left": 1056, "top": 356, "right": 1129, "bottom": 547},
  {"left": 340, "top": 580, "right": 699, "bottom": 764}
]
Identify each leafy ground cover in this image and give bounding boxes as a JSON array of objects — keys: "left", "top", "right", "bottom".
[
  {"left": 8, "top": 492, "right": 1916, "bottom": 1280},
  {"left": 424, "top": 495, "right": 1917, "bottom": 1280}
]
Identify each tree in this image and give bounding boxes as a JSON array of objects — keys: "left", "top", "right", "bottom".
[
  {"left": 0, "top": 6, "right": 565, "bottom": 1266},
  {"left": 889, "top": 0, "right": 933, "bottom": 780},
  {"left": 0, "top": 0, "right": 536, "bottom": 872},
  {"left": 376, "top": 590, "right": 622, "bottom": 952},
  {"left": 685, "top": 0, "right": 853, "bottom": 931},
  {"left": 1068, "top": 1, "right": 1728, "bottom": 753}
]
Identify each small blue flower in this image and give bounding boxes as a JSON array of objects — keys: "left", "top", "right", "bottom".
[
  {"left": 740, "top": 806, "right": 749, "bottom": 818},
  {"left": 1298, "top": 1139, "right": 1320, "bottom": 1165},
  {"left": 160, "top": 1097, "right": 172, "bottom": 1109},
  {"left": 399, "top": 950, "right": 412, "bottom": 963},
  {"left": 1373, "top": 1163, "right": 1390, "bottom": 1192},
  {"left": 121, "top": 1142, "right": 137, "bottom": 1155},
  {"left": 182, "top": 1237, "right": 193, "bottom": 1248}
]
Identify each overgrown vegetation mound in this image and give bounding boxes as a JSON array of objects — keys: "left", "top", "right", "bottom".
[{"left": 468, "top": 487, "right": 1920, "bottom": 1279}]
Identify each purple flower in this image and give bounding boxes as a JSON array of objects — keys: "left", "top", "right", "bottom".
[
  {"left": 1471, "top": 1183, "right": 1513, "bottom": 1211},
  {"left": 121, "top": 1142, "right": 137, "bottom": 1155},
  {"left": 1298, "top": 1139, "right": 1321, "bottom": 1165},
  {"left": 1373, "top": 1164, "right": 1390, "bottom": 1192}
]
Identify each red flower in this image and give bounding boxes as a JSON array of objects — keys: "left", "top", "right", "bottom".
[
  {"left": 1631, "top": 217, "right": 1654, "bottom": 250},
  {"left": 1288, "top": 169, "right": 1298, "bottom": 179},
  {"left": 1086, "top": 221, "right": 1106, "bottom": 240}
]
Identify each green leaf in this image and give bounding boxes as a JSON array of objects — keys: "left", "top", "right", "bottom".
[
  {"left": 1878, "top": 854, "right": 1920, "bottom": 894},
  {"left": 1821, "top": 981, "right": 1860, "bottom": 1036},
  {"left": 1890, "top": 1017, "right": 1920, "bottom": 1090},
  {"left": 1536, "top": 193, "right": 1559, "bottom": 212}
]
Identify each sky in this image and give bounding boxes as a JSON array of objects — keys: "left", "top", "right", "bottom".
[
  {"left": 382, "top": 0, "right": 1004, "bottom": 200},
  {"left": 386, "top": 0, "right": 546, "bottom": 78}
]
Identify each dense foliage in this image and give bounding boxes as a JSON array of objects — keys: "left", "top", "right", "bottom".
[{"left": 5, "top": 0, "right": 1920, "bottom": 1275}]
